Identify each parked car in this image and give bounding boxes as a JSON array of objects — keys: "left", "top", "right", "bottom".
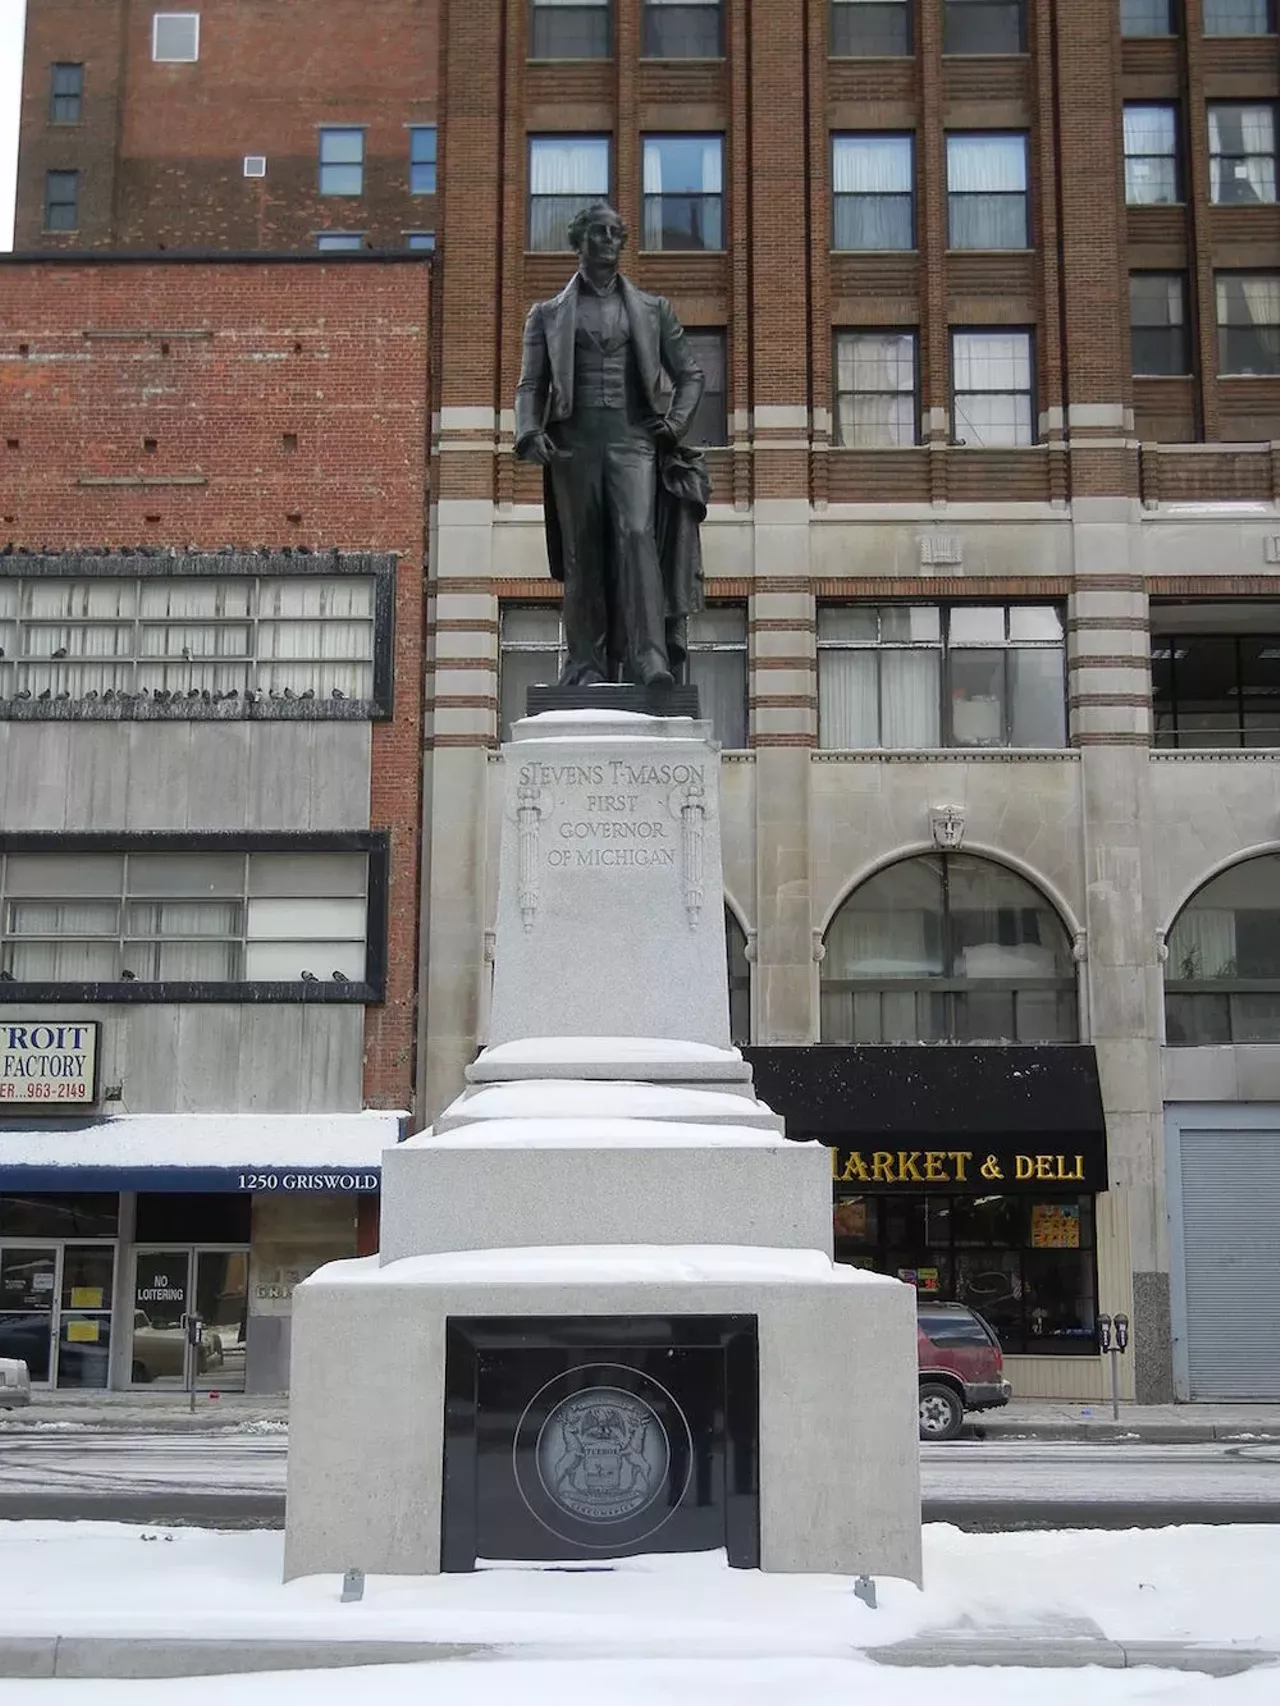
[
  {"left": 0, "top": 1356, "right": 30, "bottom": 1408},
  {"left": 917, "top": 1301, "right": 1011, "bottom": 1441},
  {"left": 131, "top": 1310, "right": 223, "bottom": 1383}
]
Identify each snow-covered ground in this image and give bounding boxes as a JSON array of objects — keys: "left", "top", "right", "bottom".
[
  {"left": 1, "top": 1521, "right": 1278, "bottom": 1652},
  {"left": 2, "top": 1659, "right": 1278, "bottom": 1706}
]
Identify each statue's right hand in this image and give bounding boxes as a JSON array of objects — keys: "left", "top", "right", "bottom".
[{"left": 519, "top": 432, "right": 567, "bottom": 467}]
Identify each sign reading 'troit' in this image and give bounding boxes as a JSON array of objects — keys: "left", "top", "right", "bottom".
[{"left": 0, "top": 1022, "right": 99, "bottom": 1105}]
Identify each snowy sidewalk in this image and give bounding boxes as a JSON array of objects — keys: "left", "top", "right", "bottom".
[
  {"left": 6, "top": 1390, "right": 1280, "bottom": 1442},
  {"left": 0, "top": 1522, "right": 1278, "bottom": 1680}
]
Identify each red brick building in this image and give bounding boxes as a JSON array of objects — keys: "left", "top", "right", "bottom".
[
  {"left": 14, "top": 0, "right": 439, "bottom": 253},
  {"left": 0, "top": 253, "right": 429, "bottom": 1391}
]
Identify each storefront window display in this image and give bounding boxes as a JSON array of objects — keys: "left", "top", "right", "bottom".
[{"left": 833, "top": 1189, "right": 1097, "bottom": 1355}]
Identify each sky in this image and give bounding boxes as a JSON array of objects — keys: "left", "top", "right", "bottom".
[{"left": 0, "top": 0, "right": 26, "bottom": 249}]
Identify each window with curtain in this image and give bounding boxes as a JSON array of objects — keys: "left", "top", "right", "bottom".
[
  {"left": 319, "top": 128, "right": 364, "bottom": 196},
  {"left": 49, "top": 64, "right": 83, "bottom": 124},
  {"left": 817, "top": 603, "right": 1065, "bottom": 751},
  {"left": 819, "top": 853, "right": 1077, "bottom": 1044},
  {"left": 832, "top": 135, "right": 914, "bottom": 250},
  {"left": 1204, "top": 0, "right": 1275, "bottom": 32},
  {"left": 530, "top": 0, "right": 611, "bottom": 59},
  {"left": 1217, "top": 273, "right": 1280, "bottom": 373},
  {"left": 942, "top": 0, "right": 1025, "bottom": 53},
  {"left": 1165, "top": 856, "right": 1280, "bottom": 1044},
  {"left": 726, "top": 907, "right": 750, "bottom": 1043},
  {"left": 528, "top": 135, "right": 610, "bottom": 251},
  {"left": 498, "top": 602, "right": 746, "bottom": 743},
  {"left": 952, "top": 329, "right": 1034, "bottom": 446},
  {"left": 44, "top": 170, "right": 78, "bottom": 232},
  {"left": 1130, "top": 274, "right": 1191, "bottom": 374},
  {"left": 830, "top": 0, "right": 912, "bottom": 55},
  {"left": 1121, "top": 0, "right": 1174, "bottom": 32},
  {"left": 687, "top": 607, "right": 748, "bottom": 747},
  {"left": 834, "top": 330, "right": 917, "bottom": 446},
  {"left": 1152, "top": 608, "right": 1280, "bottom": 749},
  {"left": 152, "top": 13, "right": 199, "bottom": 61},
  {"left": 1123, "top": 106, "right": 1179, "bottom": 204},
  {"left": 946, "top": 133, "right": 1028, "bottom": 248},
  {"left": 0, "top": 574, "right": 378, "bottom": 704},
  {"left": 643, "top": 0, "right": 722, "bottom": 56},
  {"left": 1209, "top": 105, "right": 1277, "bottom": 205},
  {"left": 0, "top": 850, "right": 371, "bottom": 987},
  {"left": 642, "top": 135, "right": 723, "bottom": 249},
  {"left": 682, "top": 331, "right": 728, "bottom": 445},
  {"left": 409, "top": 126, "right": 437, "bottom": 194}
]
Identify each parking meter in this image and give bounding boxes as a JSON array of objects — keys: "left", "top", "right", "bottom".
[
  {"left": 1097, "top": 1312, "right": 1113, "bottom": 1352},
  {"left": 1114, "top": 1313, "right": 1130, "bottom": 1352},
  {"left": 181, "top": 1313, "right": 203, "bottom": 1412},
  {"left": 183, "top": 1313, "right": 203, "bottom": 1349}
]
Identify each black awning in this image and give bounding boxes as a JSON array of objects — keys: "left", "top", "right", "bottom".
[{"left": 742, "top": 1045, "right": 1109, "bottom": 1192}]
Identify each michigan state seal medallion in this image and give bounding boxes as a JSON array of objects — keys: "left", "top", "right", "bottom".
[{"left": 537, "top": 1386, "right": 668, "bottom": 1523}]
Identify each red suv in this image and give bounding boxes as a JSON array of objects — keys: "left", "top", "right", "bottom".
[{"left": 917, "top": 1301, "right": 1012, "bottom": 1441}]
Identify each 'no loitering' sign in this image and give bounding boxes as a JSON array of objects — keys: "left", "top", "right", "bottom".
[{"left": 0, "top": 1022, "right": 99, "bottom": 1105}]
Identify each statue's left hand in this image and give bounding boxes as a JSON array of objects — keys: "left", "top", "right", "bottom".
[{"left": 648, "top": 416, "right": 678, "bottom": 447}]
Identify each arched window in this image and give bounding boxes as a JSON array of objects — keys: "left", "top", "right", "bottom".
[
  {"left": 1165, "top": 856, "right": 1280, "bottom": 1045},
  {"left": 726, "top": 907, "right": 750, "bottom": 1045},
  {"left": 820, "top": 853, "right": 1077, "bottom": 1043}
]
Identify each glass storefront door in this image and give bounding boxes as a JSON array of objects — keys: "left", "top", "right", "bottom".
[
  {"left": 131, "top": 1248, "right": 248, "bottom": 1390},
  {"left": 0, "top": 1244, "right": 115, "bottom": 1387}
]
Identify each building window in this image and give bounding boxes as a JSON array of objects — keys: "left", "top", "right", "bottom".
[
  {"left": 942, "top": 0, "right": 1025, "bottom": 53},
  {"left": 1209, "top": 105, "right": 1277, "bottom": 205},
  {"left": 831, "top": 0, "right": 912, "bottom": 55},
  {"left": 1130, "top": 273, "right": 1191, "bottom": 374},
  {"left": 0, "top": 571, "right": 381, "bottom": 704},
  {"left": 405, "top": 232, "right": 436, "bottom": 251},
  {"left": 832, "top": 135, "right": 914, "bottom": 250},
  {"left": 726, "top": 907, "right": 750, "bottom": 1044},
  {"left": 687, "top": 606, "right": 748, "bottom": 748},
  {"left": 319, "top": 128, "right": 364, "bottom": 196},
  {"left": 1165, "top": 856, "right": 1280, "bottom": 1044},
  {"left": 316, "top": 232, "right": 364, "bottom": 251},
  {"left": 528, "top": 135, "right": 610, "bottom": 251},
  {"left": 643, "top": 0, "right": 722, "bottom": 56},
  {"left": 820, "top": 852, "right": 1078, "bottom": 1044},
  {"left": 642, "top": 135, "right": 723, "bottom": 250},
  {"left": 43, "top": 170, "right": 78, "bottom": 232},
  {"left": 152, "top": 12, "right": 200, "bottom": 62},
  {"left": 0, "top": 841, "right": 383, "bottom": 993},
  {"left": 1204, "top": 0, "right": 1275, "bottom": 32},
  {"left": 834, "top": 330, "right": 917, "bottom": 447},
  {"left": 531, "top": 0, "right": 611, "bottom": 58},
  {"left": 1217, "top": 273, "right": 1280, "bottom": 373},
  {"left": 952, "top": 329, "right": 1034, "bottom": 447},
  {"left": 1121, "top": 0, "right": 1174, "bottom": 32},
  {"left": 1124, "top": 105, "right": 1180, "bottom": 205},
  {"left": 1152, "top": 605, "right": 1280, "bottom": 749},
  {"left": 683, "top": 330, "right": 728, "bottom": 446},
  {"left": 49, "top": 64, "right": 83, "bottom": 125},
  {"left": 409, "top": 125, "right": 437, "bottom": 194},
  {"left": 833, "top": 1194, "right": 1097, "bottom": 1357},
  {"left": 818, "top": 603, "right": 1065, "bottom": 750},
  {"left": 946, "top": 133, "right": 1028, "bottom": 248},
  {"left": 498, "top": 602, "right": 747, "bottom": 743}
]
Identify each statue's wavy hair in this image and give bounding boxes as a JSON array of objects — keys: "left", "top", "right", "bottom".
[{"left": 567, "top": 201, "right": 628, "bottom": 252}]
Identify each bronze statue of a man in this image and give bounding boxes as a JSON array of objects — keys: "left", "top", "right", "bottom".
[{"left": 515, "top": 201, "right": 707, "bottom": 691}]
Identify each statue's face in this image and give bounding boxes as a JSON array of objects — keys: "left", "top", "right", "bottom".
[{"left": 578, "top": 210, "right": 626, "bottom": 270}]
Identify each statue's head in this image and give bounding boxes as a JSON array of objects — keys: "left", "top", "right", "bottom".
[{"left": 569, "top": 201, "right": 627, "bottom": 270}]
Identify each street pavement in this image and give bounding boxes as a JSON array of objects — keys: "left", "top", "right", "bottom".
[{"left": 2, "top": 1428, "right": 1280, "bottom": 1529}]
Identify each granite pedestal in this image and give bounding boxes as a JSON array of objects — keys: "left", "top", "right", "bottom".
[{"left": 284, "top": 711, "right": 922, "bottom": 1584}]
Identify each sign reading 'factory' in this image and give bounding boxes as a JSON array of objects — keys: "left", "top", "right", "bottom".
[{"left": 0, "top": 1022, "right": 99, "bottom": 1105}]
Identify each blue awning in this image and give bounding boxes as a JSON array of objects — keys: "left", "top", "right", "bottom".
[{"left": 0, "top": 1113, "right": 406, "bottom": 1194}]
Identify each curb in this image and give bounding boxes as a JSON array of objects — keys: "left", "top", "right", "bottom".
[
  {"left": 976, "top": 1423, "right": 1280, "bottom": 1444},
  {"left": 0, "top": 1634, "right": 1274, "bottom": 1679}
]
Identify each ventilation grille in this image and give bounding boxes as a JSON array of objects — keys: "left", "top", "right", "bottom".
[{"left": 244, "top": 156, "right": 267, "bottom": 179}]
